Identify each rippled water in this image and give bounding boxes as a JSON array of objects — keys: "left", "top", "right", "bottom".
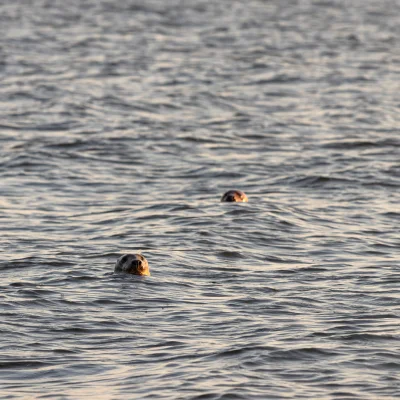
[{"left": 1, "top": 1, "right": 399, "bottom": 399}]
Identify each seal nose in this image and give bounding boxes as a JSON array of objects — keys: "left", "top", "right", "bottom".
[{"left": 131, "top": 259, "right": 146, "bottom": 274}]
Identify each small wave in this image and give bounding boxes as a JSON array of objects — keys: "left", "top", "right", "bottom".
[
  {"left": 336, "top": 333, "right": 399, "bottom": 342},
  {"left": 215, "top": 250, "right": 245, "bottom": 259},
  {"left": 322, "top": 138, "right": 400, "bottom": 149},
  {"left": 245, "top": 75, "right": 301, "bottom": 85},
  {"left": 0, "top": 360, "right": 53, "bottom": 370},
  {"left": 264, "top": 255, "right": 303, "bottom": 264},
  {"left": 269, "top": 347, "right": 339, "bottom": 361},
  {"left": 212, "top": 345, "right": 274, "bottom": 359},
  {"left": 287, "top": 175, "right": 353, "bottom": 188}
]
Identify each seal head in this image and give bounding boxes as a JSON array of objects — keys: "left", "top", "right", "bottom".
[
  {"left": 114, "top": 254, "right": 150, "bottom": 276},
  {"left": 221, "top": 190, "right": 248, "bottom": 203}
]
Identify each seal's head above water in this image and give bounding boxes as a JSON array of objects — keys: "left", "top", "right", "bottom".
[
  {"left": 114, "top": 254, "right": 150, "bottom": 276},
  {"left": 221, "top": 190, "right": 248, "bottom": 203}
]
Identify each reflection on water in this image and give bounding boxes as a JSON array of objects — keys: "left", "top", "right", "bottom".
[{"left": 0, "top": 0, "right": 399, "bottom": 399}]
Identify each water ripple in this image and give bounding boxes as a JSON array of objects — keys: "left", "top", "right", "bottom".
[{"left": 0, "top": 0, "right": 399, "bottom": 399}]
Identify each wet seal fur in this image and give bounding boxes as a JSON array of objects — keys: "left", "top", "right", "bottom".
[
  {"left": 115, "top": 254, "right": 150, "bottom": 276},
  {"left": 221, "top": 190, "right": 248, "bottom": 203}
]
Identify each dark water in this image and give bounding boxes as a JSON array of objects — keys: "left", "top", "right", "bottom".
[{"left": 1, "top": 0, "right": 399, "bottom": 398}]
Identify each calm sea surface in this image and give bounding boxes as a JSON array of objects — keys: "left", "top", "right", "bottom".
[{"left": 0, "top": 1, "right": 399, "bottom": 399}]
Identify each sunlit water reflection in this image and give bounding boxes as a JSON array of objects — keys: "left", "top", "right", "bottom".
[{"left": 0, "top": 1, "right": 399, "bottom": 399}]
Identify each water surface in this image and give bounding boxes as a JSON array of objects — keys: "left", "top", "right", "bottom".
[{"left": 0, "top": 1, "right": 399, "bottom": 399}]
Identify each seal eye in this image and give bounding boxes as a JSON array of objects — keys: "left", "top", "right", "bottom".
[{"left": 120, "top": 255, "right": 128, "bottom": 263}]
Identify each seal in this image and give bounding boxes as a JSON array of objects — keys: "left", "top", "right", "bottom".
[
  {"left": 220, "top": 190, "right": 248, "bottom": 203},
  {"left": 114, "top": 253, "right": 150, "bottom": 276}
]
